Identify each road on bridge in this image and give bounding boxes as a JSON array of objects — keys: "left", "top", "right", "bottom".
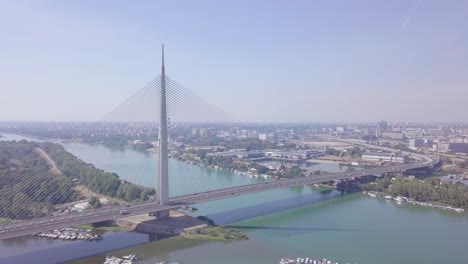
[{"left": 0, "top": 141, "right": 437, "bottom": 240}]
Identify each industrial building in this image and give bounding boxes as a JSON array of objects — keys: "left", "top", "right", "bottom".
[
  {"left": 449, "top": 143, "right": 468, "bottom": 154},
  {"left": 361, "top": 152, "right": 409, "bottom": 163},
  {"left": 434, "top": 142, "right": 468, "bottom": 154},
  {"left": 409, "top": 138, "right": 434, "bottom": 150}
]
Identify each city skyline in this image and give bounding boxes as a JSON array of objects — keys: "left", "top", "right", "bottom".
[{"left": 1, "top": 0, "right": 467, "bottom": 123}]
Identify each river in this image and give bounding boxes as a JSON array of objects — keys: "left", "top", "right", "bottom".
[{"left": 1, "top": 133, "right": 468, "bottom": 264}]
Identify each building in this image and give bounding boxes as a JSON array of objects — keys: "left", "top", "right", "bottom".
[
  {"left": 382, "top": 132, "right": 404, "bottom": 140},
  {"left": 437, "top": 142, "right": 450, "bottom": 152},
  {"left": 199, "top": 128, "right": 208, "bottom": 137},
  {"left": 424, "top": 138, "right": 433, "bottom": 148},
  {"left": 404, "top": 129, "right": 421, "bottom": 138},
  {"left": 259, "top": 132, "right": 278, "bottom": 142},
  {"left": 73, "top": 202, "right": 90, "bottom": 211},
  {"left": 409, "top": 138, "right": 434, "bottom": 150},
  {"left": 191, "top": 128, "right": 208, "bottom": 137},
  {"left": 269, "top": 151, "right": 309, "bottom": 160},
  {"left": 99, "top": 198, "right": 110, "bottom": 205},
  {"left": 361, "top": 152, "right": 409, "bottom": 163},
  {"left": 308, "top": 151, "right": 325, "bottom": 158},
  {"left": 246, "top": 151, "right": 265, "bottom": 159},
  {"left": 452, "top": 136, "right": 468, "bottom": 143},
  {"left": 377, "top": 120, "right": 388, "bottom": 136},
  {"left": 449, "top": 143, "right": 468, "bottom": 154},
  {"left": 73, "top": 198, "right": 109, "bottom": 212},
  {"left": 409, "top": 138, "right": 425, "bottom": 149}
]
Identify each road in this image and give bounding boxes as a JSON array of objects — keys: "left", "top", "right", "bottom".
[{"left": 35, "top": 147, "right": 62, "bottom": 175}]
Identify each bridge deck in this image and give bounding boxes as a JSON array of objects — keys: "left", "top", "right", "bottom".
[{"left": 0, "top": 150, "right": 436, "bottom": 240}]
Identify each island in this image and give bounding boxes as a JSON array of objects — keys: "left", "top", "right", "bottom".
[{"left": 182, "top": 225, "right": 248, "bottom": 241}]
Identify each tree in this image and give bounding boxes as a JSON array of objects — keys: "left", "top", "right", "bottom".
[
  {"left": 89, "top": 196, "right": 101, "bottom": 209},
  {"left": 284, "top": 166, "right": 304, "bottom": 178},
  {"left": 251, "top": 163, "right": 269, "bottom": 174},
  {"left": 140, "top": 188, "right": 155, "bottom": 201},
  {"left": 125, "top": 185, "right": 142, "bottom": 201},
  {"left": 456, "top": 161, "right": 467, "bottom": 169}
]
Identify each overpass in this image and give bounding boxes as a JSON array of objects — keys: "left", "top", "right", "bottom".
[{"left": 0, "top": 151, "right": 436, "bottom": 239}]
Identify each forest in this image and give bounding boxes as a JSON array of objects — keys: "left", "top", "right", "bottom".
[
  {"left": 0, "top": 140, "right": 76, "bottom": 219},
  {"left": 41, "top": 142, "right": 155, "bottom": 202},
  {"left": 0, "top": 140, "right": 155, "bottom": 220}
]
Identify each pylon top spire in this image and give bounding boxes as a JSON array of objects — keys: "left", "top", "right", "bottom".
[
  {"left": 162, "top": 44, "right": 165, "bottom": 70},
  {"left": 157, "top": 43, "right": 169, "bottom": 207}
]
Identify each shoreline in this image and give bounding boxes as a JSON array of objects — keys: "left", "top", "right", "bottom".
[{"left": 364, "top": 191, "right": 465, "bottom": 213}]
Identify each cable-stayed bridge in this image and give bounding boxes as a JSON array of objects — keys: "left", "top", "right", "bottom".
[{"left": 0, "top": 46, "right": 437, "bottom": 239}]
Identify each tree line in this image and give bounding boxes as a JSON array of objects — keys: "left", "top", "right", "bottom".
[
  {"left": 41, "top": 142, "right": 155, "bottom": 202},
  {"left": 363, "top": 176, "right": 468, "bottom": 208},
  {"left": 0, "top": 140, "right": 76, "bottom": 219},
  {"left": 0, "top": 140, "right": 155, "bottom": 220}
]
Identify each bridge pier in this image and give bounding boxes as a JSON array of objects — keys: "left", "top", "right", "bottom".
[{"left": 155, "top": 209, "right": 170, "bottom": 220}]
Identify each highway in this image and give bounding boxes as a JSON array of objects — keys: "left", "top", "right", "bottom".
[{"left": 0, "top": 143, "right": 437, "bottom": 240}]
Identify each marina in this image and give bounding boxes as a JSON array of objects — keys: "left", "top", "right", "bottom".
[
  {"left": 364, "top": 191, "right": 465, "bottom": 213},
  {"left": 103, "top": 254, "right": 138, "bottom": 264},
  {"left": 33, "top": 228, "right": 102, "bottom": 241},
  {"left": 280, "top": 257, "right": 341, "bottom": 264}
]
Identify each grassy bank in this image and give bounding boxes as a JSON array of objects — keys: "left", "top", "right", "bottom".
[
  {"left": 182, "top": 226, "right": 248, "bottom": 241},
  {"left": 73, "top": 222, "right": 130, "bottom": 232},
  {"left": 0, "top": 217, "right": 13, "bottom": 224}
]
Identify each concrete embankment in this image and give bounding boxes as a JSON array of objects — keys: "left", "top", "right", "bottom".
[{"left": 116, "top": 211, "right": 207, "bottom": 235}]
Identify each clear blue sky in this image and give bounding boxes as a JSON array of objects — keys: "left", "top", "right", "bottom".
[{"left": 0, "top": 0, "right": 467, "bottom": 123}]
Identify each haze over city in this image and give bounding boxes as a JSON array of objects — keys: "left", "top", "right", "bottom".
[
  {"left": 2, "top": 1, "right": 468, "bottom": 264},
  {"left": 1, "top": 0, "right": 467, "bottom": 123}
]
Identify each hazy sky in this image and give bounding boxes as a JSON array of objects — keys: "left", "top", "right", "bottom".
[{"left": 0, "top": 0, "right": 467, "bottom": 123}]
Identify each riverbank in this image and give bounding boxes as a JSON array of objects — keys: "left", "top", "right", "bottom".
[
  {"left": 182, "top": 226, "right": 248, "bottom": 241},
  {"left": 0, "top": 217, "right": 15, "bottom": 224},
  {"left": 73, "top": 222, "right": 131, "bottom": 232},
  {"left": 362, "top": 176, "right": 468, "bottom": 210},
  {"left": 115, "top": 211, "right": 210, "bottom": 236},
  {"left": 364, "top": 191, "right": 465, "bottom": 213}
]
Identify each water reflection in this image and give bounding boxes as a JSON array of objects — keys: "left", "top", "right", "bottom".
[
  {"left": 205, "top": 189, "right": 343, "bottom": 225},
  {"left": 226, "top": 225, "right": 369, "bottom": 232},
  {"left": 0, "top": 231, "right": 148, "bottom": 264}
]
